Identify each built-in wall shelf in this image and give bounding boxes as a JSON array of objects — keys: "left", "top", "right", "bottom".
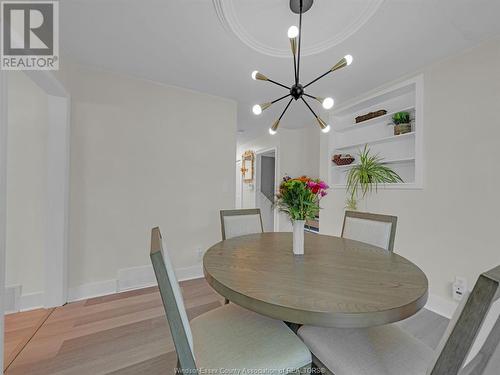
[
  {"left": 330, "top": 182, "right": 422, "bottom": 190},
  {"left": 327, "top": 75, "right": 423, "bottom": 189},
  {"left": 335, "top": 131, "right": 415, "bottom": 151},
  {"left": 335, "top": 106, "right": 416, "bottom": 132},
  {"left": 334, "top": 157, "right": 415, "bottom": 170}
]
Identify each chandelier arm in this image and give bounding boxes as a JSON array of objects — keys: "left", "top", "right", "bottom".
[
  {"left": 279, "top": 98, "right": 294, "bottom": 121},
  {"left": 267, "top": 78, "right": 291, "bottom": 90},
  {"left": 303, "top": 70, "right": 332, "bottom": 89},
  {"left": 296, "top": 0, "right": 303, "bottom": 84},
  {"left": 303, "top": 93, "right": 318, "bottom": 100},
  {"left": 292, "top": 47, "right": 297, "bottom": 83},
  {"left": 272, "top": 93, "right": 291, "bottom": 104},
  {"left": 301, "top": 97, "right": 319, "bottom": 118}
]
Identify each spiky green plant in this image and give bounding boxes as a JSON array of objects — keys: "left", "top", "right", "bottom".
[{"left": 346, "top": 145, "right": 403, "bottom": 209}]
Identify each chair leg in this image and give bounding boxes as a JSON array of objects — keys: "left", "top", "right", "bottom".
[
  {"left": 224, "top": 298, "right": 229, "bottom": 304},
  {"left": 284, "top": 321, "right": 301, "bottom": 333}
]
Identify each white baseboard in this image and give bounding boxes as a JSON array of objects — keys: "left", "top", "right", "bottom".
[
  {"left": 67, "top": 263, "right": 204, "bottom": 303},
  {"left": 67, "top": 279, "right": 117, "bottom": 302},
  {"left": 115, "top": 263, "right": 203, "bottom": 292},
  {"left": 15, "top": 264, "right": 462, "bottom": 322},
  {"left": 5, "top": 285, "right": 45, "bottom": 314},
  {"left": 117, "top": 265, "right": 156, "bottom": 292},
  {"left": 176, "top": 264, "right": 204, "bottom": 281},
  {"left": 4, "top": 285, "right": 21, "bottom": 314},
  {"left": 19, "top": 292, "right": 45, "bottom": 312},
  {"left": 425, "top": 293, "right": 458, "bottom": 319}
]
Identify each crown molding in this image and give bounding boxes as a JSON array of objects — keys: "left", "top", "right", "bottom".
[{"left": 212, "top": 0, "right": 385, "bottom": 58}]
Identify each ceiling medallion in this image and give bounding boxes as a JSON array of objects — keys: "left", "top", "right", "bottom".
[
  {"left": 212, "top": 0, "right": 384, "bottom": 58},
  {"left": 251, "top": 0, "right": 353, "bottom": 135}
]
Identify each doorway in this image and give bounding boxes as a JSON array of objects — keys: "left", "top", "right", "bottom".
[{"left": 255, "top": 149, "right": 277, "bottom": 232}]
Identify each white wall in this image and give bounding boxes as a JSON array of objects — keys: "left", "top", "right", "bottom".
[
  {"left": 6, "top": 72, "right": 48, "bottom": 297},
  {"left": 237, "top": 127, "right": 320, "bottom": 231},
  {"left": 58, "top": 64, "right": 236, "bottom": 291},
  {"left": 319, "top": 39, "right": 500, "bottom": 316}
]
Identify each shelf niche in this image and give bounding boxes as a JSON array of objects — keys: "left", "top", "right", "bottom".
[{"left": 328, "top": 75, "right": 423, "bottom": 189}]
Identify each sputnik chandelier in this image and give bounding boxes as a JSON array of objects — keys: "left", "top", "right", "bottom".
[{"left": 251, "top": 0, "right": 353, "bottom": 135}]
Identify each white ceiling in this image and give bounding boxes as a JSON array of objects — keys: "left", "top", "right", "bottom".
[{"left": 60, "top": 0, "right": 500, "bottom": 142}]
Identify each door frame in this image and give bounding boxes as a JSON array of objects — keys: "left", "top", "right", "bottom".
[
  {"left": 235, "top": 159, "right": 243, "bottom": 208},
  {"left": 1, "top": 69, "right": 70, "bottom": 312},
  {"left": 24, "top": 70, "right": 70, "bottom": 308},
  {"left": 254, "top": 147, "right": 279, "bottom": 232}
]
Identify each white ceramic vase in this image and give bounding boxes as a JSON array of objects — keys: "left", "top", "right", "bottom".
[{"left": 292, "top": 220, "right": 305, "bottom": 255}]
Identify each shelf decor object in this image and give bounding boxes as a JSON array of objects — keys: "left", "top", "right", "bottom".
[
  {"left": 251, "top": 0, "right": 353, "bottom": 135},
  {"left": 392, "top": 111, "right": 412, "bottom": 135},
  {"left": 355, "top": 109, "right": 387, "bottom": 123},
  {"left": 275, "top": 176, "right": 328, "bottom": 255},
  {"left": 346, "top": 145, "right": 403, "bottom": 210},
  {"left": 241, "top": 150, "right": 255, "bottom": 183},
  {"left": 332, "top": 154, "right": 355, "bottom": 166}
]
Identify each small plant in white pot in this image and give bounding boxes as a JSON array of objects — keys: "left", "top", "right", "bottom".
[
  {"left": 392, "top": 111, "right": 412, "bottom": 135},
  {"left": 275, "top": 176, "right": 328, "bottom": 255},
  {"left": 346, "top": 145, "right": 403, "bottom": 210}
]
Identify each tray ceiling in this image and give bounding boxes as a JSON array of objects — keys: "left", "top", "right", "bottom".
[{"left": 212, "top": 0, "right": 384, "bottom": 57}]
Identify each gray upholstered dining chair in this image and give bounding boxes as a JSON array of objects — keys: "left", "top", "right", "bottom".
[
  {"left": 220, "top": 208, "right": 264, "bottom": 240},
  {"left": 150, "top": 227, "right": 311, "bottom": 374},
  {"left": 341, "top": 210, "right": 398, "bottom": 251},
  {"left": 298, "top": 265, "right": 500, "bottom": 375},
  {"left": 220, "top": 208, "right": 264, "bottom": 304}
]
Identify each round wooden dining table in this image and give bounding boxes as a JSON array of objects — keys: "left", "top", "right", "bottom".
[{"left": 203, "top": 232, "right": 428, "bottom": 328}]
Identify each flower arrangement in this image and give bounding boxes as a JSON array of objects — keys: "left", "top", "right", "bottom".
[{"left": 275, "top": 176, "right": 329, "bottom": 221}]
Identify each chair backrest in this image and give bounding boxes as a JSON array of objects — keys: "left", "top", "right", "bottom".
[
  {"left": 341, "top": 210, "right": 397, "bottom": 252},
  {"left": 220, "top": 208, "right": 264, "bottom": 240},
  {"left": 150, "top": 227, "right": 197, "bottom": 373},
  {"left": 428, "top": 265, "right": 500, "bottom": 375}
]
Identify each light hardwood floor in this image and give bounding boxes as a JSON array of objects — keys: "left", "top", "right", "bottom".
[
  {"left": 5, "top": 278, "right": 223, "bottom": 374},
  {"left": 4, "top": 308, "right": 55, "bottom": 371},
  {"left": 4, "top": 278, "right": 448, "bottom": 374}
]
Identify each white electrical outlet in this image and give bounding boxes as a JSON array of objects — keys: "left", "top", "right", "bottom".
[{"left": 452, "top": 276, "right": 468, "bottom": 301}]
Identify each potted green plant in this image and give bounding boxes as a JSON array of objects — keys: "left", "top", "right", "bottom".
[
  {"left": 346, "top": 145, "right": 403, "bottom": 210},
  {"left": 392, "top": 111, "right": 411, "bottom": 135}
]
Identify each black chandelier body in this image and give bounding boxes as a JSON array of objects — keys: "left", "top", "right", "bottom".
[{"left": 251, "top": 0, "right": 353, "bottom": 135}]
